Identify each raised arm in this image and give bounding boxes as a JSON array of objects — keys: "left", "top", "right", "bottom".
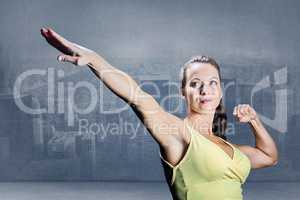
[
  {"left": 233, "top": 104, "right": 278, "bottom": 169},
  {"left": 40, "top": 27, "right": 184, "bottom": 147}
]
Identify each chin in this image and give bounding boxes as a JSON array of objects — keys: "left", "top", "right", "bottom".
[{"left": 192, "top": 106, "right": 215, "bottom": 114}]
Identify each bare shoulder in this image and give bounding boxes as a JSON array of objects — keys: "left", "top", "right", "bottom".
[
  {"left": 130, "top": 96, "right": 187, "bottom": 147},
  {"left": 129, "top": 90, "right": 190, "bottom": 167}
]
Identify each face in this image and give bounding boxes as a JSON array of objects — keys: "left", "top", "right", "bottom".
[{"left": 182, "top": 63, "right": 223, "bottom": 114}]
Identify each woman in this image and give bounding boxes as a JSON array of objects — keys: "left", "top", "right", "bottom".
[{"left": 40, "top": 27, "right": 278, "bottom": 200}]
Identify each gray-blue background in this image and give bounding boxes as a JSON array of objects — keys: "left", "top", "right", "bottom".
[{"left": 0, "top": 0, "right": 298, "bottom": 181}]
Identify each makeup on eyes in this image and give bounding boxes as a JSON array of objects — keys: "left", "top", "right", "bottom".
[{"left": 190, "top": 77, "right": 219, "bottom": 87}]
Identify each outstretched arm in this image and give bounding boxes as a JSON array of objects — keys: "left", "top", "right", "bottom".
[
  {"left": 233, "top": 104, "right": 278, "bottom": 169},
  {"left": 40, "top": 27, "right": 184, "bottom": 147}
]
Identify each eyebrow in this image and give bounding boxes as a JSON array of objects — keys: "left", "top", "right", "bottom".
[{"left": 191, "top": 76, "right": 219, "bottom": 81}]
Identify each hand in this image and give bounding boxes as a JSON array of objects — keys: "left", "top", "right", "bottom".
[
  {"left": 233, "top": 104, "right": 257, "bottom": 123},
  {"left": 40, "top": 27, "right": 95, "bottom": 66}
]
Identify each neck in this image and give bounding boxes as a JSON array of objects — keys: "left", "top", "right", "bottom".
[{"left": 186, "top": 110, "right": 215, "bottom": 136}]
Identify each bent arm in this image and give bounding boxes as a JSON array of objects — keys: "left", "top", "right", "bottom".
[
  {"left": 250, "top": 117, "right": 278, "bottom": 162},
  {"left": 237, "top": 117, "right": 279, "bottom": 169}
]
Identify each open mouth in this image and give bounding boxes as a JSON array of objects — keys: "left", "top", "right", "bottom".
[{"left": 199, "top": 99, "right": 212, "bottom": 104}]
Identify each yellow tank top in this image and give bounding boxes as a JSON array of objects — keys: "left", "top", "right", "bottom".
[{"left": 159, "top": 119, "right": 251, "bottom": 200}]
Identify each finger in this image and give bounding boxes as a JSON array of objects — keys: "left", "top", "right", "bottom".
[
  {"left": 235, "top": 106, "right": 243, "bottom": 121},
  {"left": 237, "top": 105, "right": 243, "bottom": 118},
  {"left": 47, "top": 28, "right": 70, "bottom": 44},
  {"left": 240, "top": 104, "right": 247, "bottom": 116},
  {"left": 245, "top": 104, "right": 251, "bottom": 114},
  {"left": 41, "top": 27, "right": 50, "bottom": 38},
  {"left": 48, "top": 28, "right": 87, "bottom": 55},
  {"left": 243, "top": 105, "right": 249, "bottom": 116},
  {"left": 72, "top": 42, "right": 94, "bottom": 54},
  {"left": 233, "top": 106, "right": 238, "bottom": 115},
  {"left": 57, "top": 54, "right": 79, "bottom": 65},
  {"left": 41, "top": 27, "right": 75, "bottom": 56},
  {"left": 76, "top": 56, "right": 90, "bottom": 66}
]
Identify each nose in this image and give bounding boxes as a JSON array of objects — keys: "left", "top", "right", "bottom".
[{"left": 199, "top": 83, "right": 209, "bottom": 95}]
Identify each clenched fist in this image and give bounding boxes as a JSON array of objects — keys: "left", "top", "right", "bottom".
[{"left": 233, "top": 104, "right": 257, "bottom": 123}]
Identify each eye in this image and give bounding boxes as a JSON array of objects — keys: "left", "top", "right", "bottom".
[
  {"left": 210, "top": 80, "right": 218, "bottom": 86},
  {"left": 190, "top": 81, "right": 200, "bottom": 88}
]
